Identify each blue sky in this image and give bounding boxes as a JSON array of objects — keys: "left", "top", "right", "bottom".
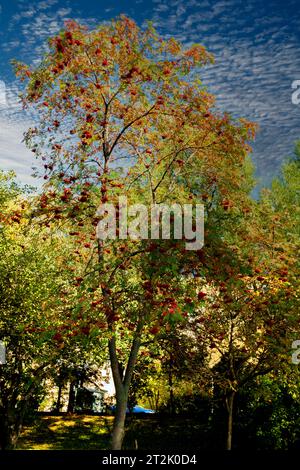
[{"left": 0, "top": 0, "right": 299, "bottom": 192}]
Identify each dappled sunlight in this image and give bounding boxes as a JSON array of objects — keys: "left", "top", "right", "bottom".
[
  {"left": 17, "top": 415, "right": 113, "bottom": 450},
  {"left": 48, "top": 421, "right": 76, "bottom": 431}
]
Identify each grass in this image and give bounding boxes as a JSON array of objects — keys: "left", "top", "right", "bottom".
[
  {"left": 124, "top": 415, "right": 207, "bottom": 450},
  {"left": 16, "top": 415, "right": 113, "bottom": 450},
  {"left": 16, "top": 414, "right": 207, "bottom": 450}
]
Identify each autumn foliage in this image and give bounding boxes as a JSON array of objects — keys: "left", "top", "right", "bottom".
[{"left": 1, "top": 15, "right": 296, "bottom": 451}]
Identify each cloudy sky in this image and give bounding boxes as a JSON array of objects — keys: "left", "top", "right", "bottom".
[{"left": 0, "top": 0, "right": 299, "bottom": 192}]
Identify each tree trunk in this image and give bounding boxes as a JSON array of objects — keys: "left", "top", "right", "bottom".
[
  {"left": 168, "top": 367, "right": 174, "bottom": 415},
  {"left": 55, "top": 382, "right": 63, "bottom": 412},
  {"left": 0, "top": 415, "right": 11, "bottom": 450},
  {"left": 67, "top": 380, "right": 76, "bottom": 413},
  {"left": 108, "top": 323, "right": 143, "bottom": 450},
  {"left": 0, "top": 407, "right": 22, "bottom": 450},
  {"left": 111, "top": 391, "right": 128, "bottom": 450},
  {"left": 226, "top": 391, "right": 235, "bottom": 451}
]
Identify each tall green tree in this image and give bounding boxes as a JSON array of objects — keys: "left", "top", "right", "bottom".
[{"left": 0, "top": 171, "right": 77, "bottom": 448}]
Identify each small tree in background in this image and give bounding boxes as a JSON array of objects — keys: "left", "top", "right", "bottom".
[{"left": 0, "top": 171, "right": 76, "bottom": 448}]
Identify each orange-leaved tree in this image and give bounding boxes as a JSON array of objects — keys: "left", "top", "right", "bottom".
[{"left": 16, "top": 16, "right": 256, "bottom": 449}]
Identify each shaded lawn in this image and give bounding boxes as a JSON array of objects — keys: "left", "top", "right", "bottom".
[
  {"left": 16, "top": 415, "right": 113, "bottom": 450},
  {"left": 124, "top": 416, "right": 207, "bottom": 451},
  {"left": 16, "top": 415, "right": 208, "bottom": 450}
]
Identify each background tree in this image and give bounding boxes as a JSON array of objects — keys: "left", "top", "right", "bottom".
[{"left": 0, "top": 171, "right": 76, "bottom": 448}]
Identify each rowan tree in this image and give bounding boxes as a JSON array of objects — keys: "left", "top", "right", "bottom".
[{"left": 16, "top": 16, "right": 256, "bottom": 449}]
